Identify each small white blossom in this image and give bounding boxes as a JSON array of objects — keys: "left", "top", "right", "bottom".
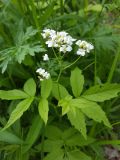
[
  {"left": 60, "top": 45, "right": 72, "bottom": 53},
  {"left": 76, "top": 49, "right": 86, "bottom": 56},
  {"left": 41, "top": 29, "right": 56, "bottom": 39},
  {"left": 76, "top": 40, "right": 94, "bottom": 56},
  {"left": 36, "top": 68, "right": 50, "bottom": 81},
  {"left": 43, "top": 54, "right": 49, "bottom": 61}
]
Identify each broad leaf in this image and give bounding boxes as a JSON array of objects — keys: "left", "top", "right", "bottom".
[
  {"left": 66, "top": 133, "right": 95, "bottom": 147},
  {"left": 43, "top": 149, "right": 64, "bottom": 160},
  {"left": 0, "top": 90, "right": 29, "bottom": 100},
  {"left": 58, "top": 95, "right": 72, "bottom": 115},
  {"left": 0, "top": 128, "right": 23, "bottom": 144},
  {"left": 82, "top": 83, "right": 120, "bottom": 102},
  {"left": 67, "top": 107, "right": 87, "bottom": 139},
  {"left": 41, "top": 78, "right": 52, "bottom": 99},
  {"left": 45, "top": 125, "right": 62, "bottom": 140},
  {"left": 68, "top": 150, "right": 92, "bottom": 160},
  {"left": 38, "top": 98, "right": 49, "bottom": 124},
  {"left": 3, "top": 98, "right": 34, "bottom": 130},
  {"left": 24, "top": 78, "right": 36, "bottom": 96},
  {"left": 52, "top": 82, "right": 69, "bottom": 100},
  {"left": 36, "top": 139, "right": 63, "bottom": 153},
  {"left": 70, "top": 67, "right": 84, "bottom": 97},
  {"left": 22, "top": 115, "right": 43, "bottom": 153},
  {"left": 71, "top": 98, "right": 111, "bottom": 128}
]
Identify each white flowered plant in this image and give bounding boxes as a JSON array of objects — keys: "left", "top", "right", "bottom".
[
  {"left": 37, "top": 29, "right": 94, "bottom": 81},
  {"left": 36, "top": 68, "right": 50, "bottom": 81}
]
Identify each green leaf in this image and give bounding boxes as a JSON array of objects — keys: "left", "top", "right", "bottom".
[
  {"left": 67, "top": 107, "right": 87, "bottom": 139},
  {"left": 45, "top": 125, "right": 62, "bottom": 140},
  {"left": 0, "top": 129, "right": 23, "bottom": 144},
  {"left": 70, "top": 67, "right": 84, "bottom": 97},
  {"left": 66, "top": 133, "right": 95, "bottom": 147},
  {"left": 36, "top": 139, "right": 63, "bottom": 153},
  {"left": 71, "top": 98, "right": 111, "bottom": 128},
  {"left": 82, "top": 83, "right": 120, "bottom": 102},
  {"left": 38, "top": 98, "right": 49, "bottom": 124},
  {"left": 58, "top": 95, "right": 72, "bottom": 115},
  {"left": 2, "top": 98, "right": 34, "bottom": 130},
  {"left": 0, "top": 90, "right": 29, "bottom": 100},
  {"left": 68, "top": 150, "right": 92, "bottom": 160},
  {"left": 43, "top": 149, "right": 64, "bottom": 160},
  {"left": 52, "top": 82, "right": 69, "bottom": 100},
  {"left": 22, "top": 115, "right": 43, "bottom": 154},
  {"left": 41, "top": 78, "right": 52, "bottom": 99},
  {"left": 24, "top": 78, "right": 36, "bottom": 96}
]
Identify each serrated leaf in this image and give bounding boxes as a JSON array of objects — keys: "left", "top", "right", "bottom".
[
  {"left": 24, "top": 78, "right": 36, "bottom": 96},
  {"left": 0, "top": 90, "right": 29, "bottom": 100},
  {"left": 70, "top": 67, "right": 84, "bottom": 97},
  {"left": 67, "top": 107, "right": 87, "bottom": 139},
  {"left": 82, "top": 83, "right": 120, "bottom": 102},
  {"left": 68, "top": 150, "right": 92, "bottom": 160},
  {"left": 52, "top": 82, "right": 69, "bottom": 100},
  {"left": 2, "top": 98, "right": 34, "bottom": 130},
  {"left": 41, "top": 78, "right": 52, "bottom": 99},
  {"left": 38, "top": 98, "right": 49, "bottom": 124},
  {"left": 71, "top": 98, "right": 111, "bottom": 128},
  {"left": 58, "top": 95, "right": 72, "bottom": 115}
]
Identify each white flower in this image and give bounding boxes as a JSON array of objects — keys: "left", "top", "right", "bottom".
[
  {"left": 76, "top": 40, "right": 94, "bottom": 56},
  {"left": 76, "top": 49, "right": 86, "bottom": 56},
  {"left": 36, "top": 68, "right": 50, "bottom": 81},
  {"left": 46, "top": 40, "right": 58, "bottom": 48},
  {"left": 41, "top": 29, "right": 56, "bottom": 39},
  {"left": 41, "top": 29, "right": 75, "bottom": 53},
  {"left": 43, "top": 54, "right": 49, "bottom": 61},
  {"left": 86, "top": 43, "right": 94, "bottom": 53},
  {"left": 60, "top": 45, "right": 72, "bottom": 53}
]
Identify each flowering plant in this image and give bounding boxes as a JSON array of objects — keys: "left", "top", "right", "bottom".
[{"left": 0, "top": 1, "right": 120, "bottom": 160}]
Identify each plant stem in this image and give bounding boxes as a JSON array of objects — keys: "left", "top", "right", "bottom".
[
  {"left": 41, "top": 127, "right": 45, "bottom": 160},
  {"left": 57, "top": 68, "right": 62, "bottom": 82},
  {"left": 63, "top": 56, "right": 81, "bottom": 70},
  {"left": 107, "top": 49, "right": 120, "bottom": 83},
  {"left": 94, "top": 49, "right": 97, "bottom": 85},
  {"left": 60, "top": 0, "right": 64, "bottom": 28},
  {"left": 29, "top": 0, "right": 45, "bottom": 46}
]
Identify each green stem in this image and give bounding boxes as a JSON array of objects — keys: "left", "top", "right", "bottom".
[
  {"left": 29, "top": 0, "right": 45, "bottom": 46},
  {"left": 107, "top": 49, "right": 120, "bottom": 83},
  {"left": 57, "top": 68, "right": 62, "bottom": 82},
  {"left": 52, "top": 48, "right": 59, "bottom": 62},
  {"left": 94, "top": 49, "right": 97, "bottom": 85},
  {"left": 83, "top": 61, "right": 95, "bottom": 71},
  {"left": 41, "top": 127, "right": 45, "bottom": 160},
  {"left": 63, "top": 56, "right": 81, "bottom": 70},
  {"left": 60, "top": 0, "right": 64, "bottom": 28}
]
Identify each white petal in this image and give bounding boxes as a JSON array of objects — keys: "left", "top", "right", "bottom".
[{"left": 76, "top": 49, "right": 86, "bottom": 56}]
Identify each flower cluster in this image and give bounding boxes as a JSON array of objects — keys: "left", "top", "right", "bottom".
[
  {"left": 36, "top": 29, "right": 94, "bottom": 81},
  {"left": 41, "top": 28, "right": 94, "bottom": 56},
  {"left": 36, "top": 68, "right": 50, "bottom": 81},
  {"left": 41, "top": 29, "right": 76, "bottom": 53},
  {"left": 76, "top": 40, "right": 94, "bottom": 56}
]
